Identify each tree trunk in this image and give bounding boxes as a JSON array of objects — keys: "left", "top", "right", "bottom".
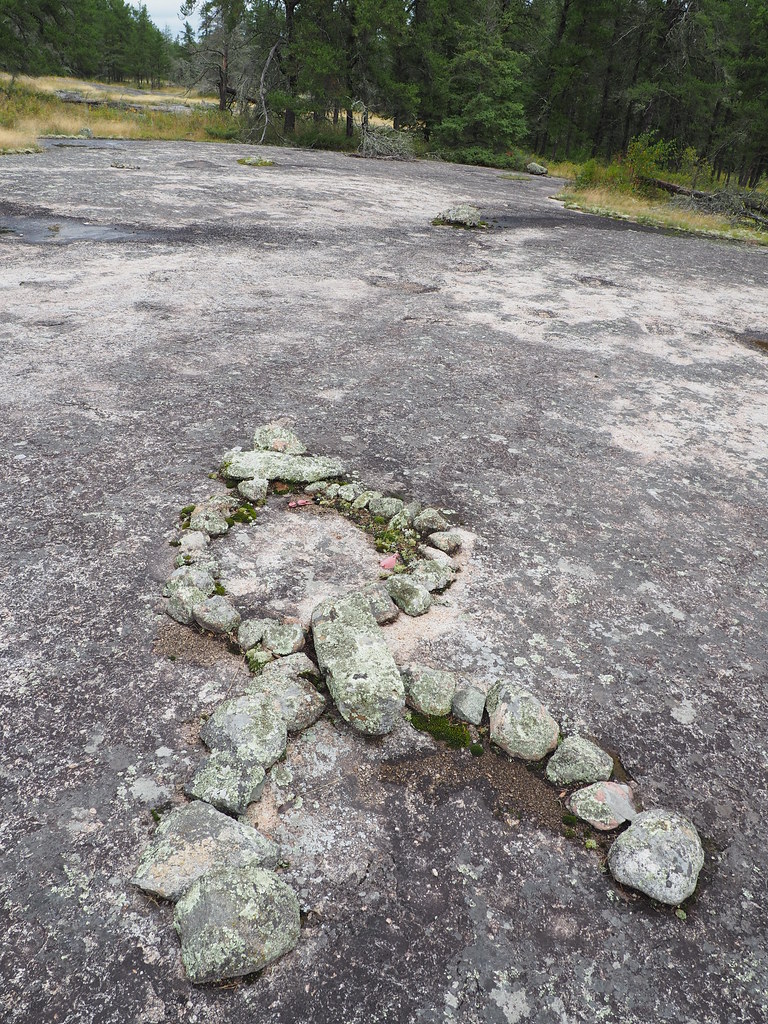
[{"left": 283, "top": 1, "right": 298, "bottom": 133}]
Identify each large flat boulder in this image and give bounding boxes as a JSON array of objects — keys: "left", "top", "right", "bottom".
[
  {"left": 312, "top": 594, "right": 405, "bottom": 735},
  {"left": 222, "top": 449, "right": 344, "bottom": 483}
]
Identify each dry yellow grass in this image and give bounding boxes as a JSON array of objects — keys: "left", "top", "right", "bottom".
[
  {"left": 557, "top": 186, "right": 768, "bottom": 245},
  {"left": 0, "top": 72, "right": 215, "bottom": 106}
]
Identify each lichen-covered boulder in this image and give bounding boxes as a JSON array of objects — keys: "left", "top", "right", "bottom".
[
  {"left": 357, "top": 582, "right": 400, "bottom": 625},
  {"left": 388, "top": 501, "right": 421, "bottom": 530},
  {"left": 487, "top": 681, "right": 559, "bottom": 761},
  {"left": 167, "top": 584, "right": 209, "bottom": 626},
  {"left": 237, "top": 477, "right": 268, "bottom": 502},
  {"left": 402, "top": 665, "right": 457, "bottom": 716},
  {"left": 428, "top": 530, "right": 462, "bottom": 555},
  {"left": 189, "top": 495, "right": 237, "bottom": 536},
  {"left": 337, "top": 482, "right": 365, "bottom": 502},
  {"left": 253, "top": 423, "right": 306, "bottom": 455},
  {"left": 526, "top": 161, "right": 548, "bottom": 176},
  {"left": 452, "top": 681, "right": 486, "bottom": 725},
  {"left": 185, "top": 751, "right": 266, "bottom": 815},
  {"left": 607, "top": 810, "right": 704, "bottom": 904},
  {"left": 238, "top": 618, "right": 268, "bottom": 651},
  {"left": 222, "top": 449, "right": 344, "bottom": 483},
  {"left": 312, "top": 593, "right": 405, "bottom": 735},
  {"left": 368, "top": 496, "right": 404, "bottom": 519},
  {"left": 569, "top": 782, "right": 638, "bottom": 830},
  {"left": 435, "top": 203, "right": 483, "bottom": 227},
  {"left": 163, "top": 565, "right": 216, "bottom": 599},
  {"left": 351, "top": 489, "right": 381, "bottom": 510},
  {"left": 408, "top": 558, "right": 456, "bottom": 593},
  {"left": 174, "top": 865, "right": 300, "bottom": 984},
  {"left": 132, "top": 802, "right": 278, "bottom": 901},
  {"left": 261, "top": 621, "right": 305, "bottom": 656},
  {"left": 247, "top": 654, "right": 326, "bottom": 732},
  {"left": 546, "top": 735, "right": 614, "bottom": 786},
  {"left": 193, "top": 596, "right": 241, "bottom": 635},
  {"left": 413, "top": 508, "right": 450, "bottom": 535},
  {"left": 200, "top": 693, "right": 287, "bottom": 768},
  {"left": 385, "top": 576, "right": 432, "bottom": 616}
]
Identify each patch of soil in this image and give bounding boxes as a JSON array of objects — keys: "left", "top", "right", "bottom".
[{"left": 153, "top": 617, "right": 244, "bottom": 669}]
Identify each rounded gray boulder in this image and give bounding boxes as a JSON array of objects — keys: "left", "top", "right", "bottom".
[
  {"left": 607, "top": 809, "right": 705, "bottom": 904},
  {"left": 546, "top": 735, "right": 614, "bottom": 785},
  {"left": 486, "top": 681, "right": 559, "bottom": 761}
]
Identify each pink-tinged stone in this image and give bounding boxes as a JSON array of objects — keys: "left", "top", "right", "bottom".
[{"left": 569, "top": 782, "right": 638, "bottom": 831}]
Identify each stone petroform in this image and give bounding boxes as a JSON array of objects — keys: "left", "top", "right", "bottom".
[
  {"left": 174, "top": 864, "right": 301, "bottom": 984},
  {"left": 247, "top": 654, "right": 326, "bottom": 732},
  {"left": 385, "top": 575, "right": 432, "bottom": 616},
  {"left": 222, "top": 449, "right": 345, "bottom": 483},
  {"left": 607, "top": 810, "right": 705, "bottom": 904},
  {"left": 402, "top": 665, "right": 458, "bottom": 717},
  {"left": 452, "top": 681, "right": 486, "bottom": 726},
  {"left": 200, "top": 694, "right": 287, "bottom": 768},
  {"left": 193, "top": 596, "right": 241, "bottom": 635},
  {"left": 569, "top": 781, "right": 638, "bottom": 830},
  {"left": 312, "top": 593, "right": 405, "bottom": 735},
  {"left": 487, "top": 681, "right": 560, "bottom": 761},
  {"left": 546, "top": 736, "right": 614, "bottom": 786},
  {"left": 252, "top": 423, "right": 307, "bottom": 455},
  {"left": 185, "top": 751, "right": 267, "bottom": 815}
]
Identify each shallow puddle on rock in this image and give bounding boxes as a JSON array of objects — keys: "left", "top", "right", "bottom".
[{"left": 0, "top": 212, "right": 156, "bottom": 244}]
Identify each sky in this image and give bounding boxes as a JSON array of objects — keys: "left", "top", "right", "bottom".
[{"left": 143, "top": 0, "right": 189, "bottom": 39}]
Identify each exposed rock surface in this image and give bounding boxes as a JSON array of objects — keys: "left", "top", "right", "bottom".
[
  {"left": 487, "top": 681, "right": 560, "bottom": 760},
  {"left": 402, "top": 665, "right": 457, "bottom": 716},
  {"left": 608, "top": 810, "right": 705, "bottom": 904},
  {"left": 312, "top": 593, "right": 405, "bottom": 735},
  {"left": 132, "top": 802, "right": 279, "bottom": 901},
  {"left": 247, "top": 654, "right": 326, "bottom": 732},
  {"left": 546, "top": 735, "right": 614, "bottom": 785},
  {"left": 174, "top": 865, "right": 301, "bottom": 984},
  {"left": 253, "top": 423, "right": 306, "bottom": 455},
  {"left": 200, "top": 694, "right": 287, "bottom": 767},
  {"left": 193, "top": 595, "right": 241, "bottom": 635},
  {"left": 452, "top": 681, "right": 486, "bottom": 725},
  {"left": 569, "top": 781, "right": 638, "bottom": 830},
  {"left": 223, "top": 449, "right": 344, "bottom": 483},
  {"left": 185, "top": 751, "right": 266, "bottom": 815},
  {"left": 385, "top": 575, "right": 432, "bottom": 616}
]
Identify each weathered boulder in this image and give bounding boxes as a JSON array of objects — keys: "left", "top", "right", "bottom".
[
  {"left": 357, "top": 582, "right": 400, "bottom": 625},
  {"left": 546, "top": 735, "right": 614, "bottom": 786},
  {"left": 413, "top": 508, "right": 450, "bottom": 535},
  {"left": 167, "top": 584, "right": 209, "bottom": 626},
  {"left": 200, "top": 693, "right": 287, "bottom": 767},
  {"left": 435, "top": 203, "right": 483, "bottom": 227},
  {"left": 607, "top": 810, "right": 704, "bottom": 904},
  {"left": 428, "top": 530, "right": 462, "bottom": 555},
  {"left": 193, "top": 596, "right": 241, "bottom": 635},
  {"left": 409, "top": 558, "right": 455, "bottom": 593},
  {"left": 569, "top": 782, "right": 638, "bottom": 830},
  {"left": 163, "top": 565, "right": 216, "bottom": 599},
  {"left": 189, "top": 495, "right": 237, "bottom": 536},
  {"left": 174, "top": 865, "right": 300, "bottom": 984},
  {"left": 526, "top": 161, "right": 548, "bottom": 176},
  {"left": 222, "top": 449, "right": 344, "bottom": 483},
  {"left": 312, "top": 593, "right": 405, "bottom": 735},
  {"left": 402, "top": 665, "right": 457, "bottom": 716},
  {"left": 185, "top": 751, "right": 266, "bottom": 815},
  {"left": 368, "top": 496, "right": 404, "bottom": 519},
  {"left": 132, "top": 802, "right": 278, "bottom": 902},
  {"left": 253, "top": 423, "right": 306, "bottom": 455},
  {"left": 337, "top": 482, "right": 365, "bottom": 502},
  {"left": 487, "top": 681, "right": 559, "bottom": 760},
  {"left": 351, "top": 489, "right": 381, "bottom": 510},
  {"left": 385, "top": 576, "right": 432, "bottom": 616},
  {"left": 452, "top": 681, "right": 486, "bottom": 726},
  {"left": 247, "top": 654, "right": 326, "bottom": 732},
  {"left": 237, "top": 477, "right": 268, "bottom": 502}
]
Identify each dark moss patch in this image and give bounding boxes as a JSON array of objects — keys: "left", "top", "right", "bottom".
[
  {"left": 410, "top": 712, "right": 471, "bottom": 750},
  {"left": 180, "top": 504, "right": 195, "bottom": 517},
  {"left": 470, "top": 742, "right": 484, "bottom": 757}
]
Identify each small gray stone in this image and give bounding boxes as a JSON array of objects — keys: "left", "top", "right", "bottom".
[
  {"left": 428, "top": 530, "right": 462, "bottom": 555},
  {"left": 368, "top": 496, "right": 404, "bottom": 519},
  {"left": 408, "top": 558, "right": 455, "bottom": 593},
  {"left": 357, "top": 582, "right": 400, "bottom": 624},
  {"left": 200, "top": 693, "right": 287, "bottom": 767},
  {"left": 132, "top": 802, "right": 278, "bottom": 902},
  {"left": 163, "top": 566, "right": 216, "bottom": 599},
  {"left": 526, "top": 161, "right": 549, "bottom": 176},
  {"left": 452, "top": 682, "right": 486, "bottom": 726},
  {"left": 312, "top": 593, "right": 405, "bottom": 735},
  {"left": 324, "top": 483, "right": 341, "bottom": 499},
  {"left": 417, "top": 544, "right": 455, "bottom": 567},
  {"left": 185, "top": 751, "right": 266, "bottom": 815},
  {"left": 245, "top": 646, "right": 274, "bottom": 673},
  {"left": 487, "top": 681, "right": 559, "bottom": 761},
  {"left": 337, "top": 483, "right": 365, "bottom": 502},
  {"left": 253, "top": 423, "right": 306, "bottom": 455},
  {"left": 402, "top": 665, "right": 457, "bottom": 716},
  {"left": 222, "top": 450, "right": 344, "bottom": 483},
  {"left": 413, "top": 508, "right": 450, "bottom": 535},
  {"left": 607, "top": 810, "right": 704, "bottom": 904},
  {"left": 237, "top": 477, "right": 268, "bottom": 502},
  {"left": 388, "top": 501, "right": 421, "bottom": 530},
  {"left": 193, "top": 596, "right": 241, "bottom": 635},
  {"left": 174, "top": 865, "right": 300, "bottom": 984},
  {"left": 167, "top": 584, "right": 209, "bottom": 625},
  {"left": 247, "top": 655, "right": 325, "bottom": 732},
  {"left": 261, "top": 621, "right": 305, "bottom": 656},
  {"left": 385, "top": 576, "right": 432, "bottom": 616},
  {"left": 351, "top": 489, "right": 381, "bottom": 510},
  {"left": 569, "top": 782, "right": 638, "bottom": 831},
  {"left": 189, "top": 495, "right": 237, "bottom": 536},
  {"left": 178, "top": 530, "right": 210, "bottom": 555},
  {"left": 238, "top": 618, "right": 269, "bottom": 652},
  {"left": 304, "top": 481, "right": 328, "bottom": 495},
  {"left": 546, "top": 736, "right": 614, "bottom": 786}
]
